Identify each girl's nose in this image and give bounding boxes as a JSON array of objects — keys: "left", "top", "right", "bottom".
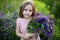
[{"left": 26, "top": 11, "right": 30, "bottom": 14}]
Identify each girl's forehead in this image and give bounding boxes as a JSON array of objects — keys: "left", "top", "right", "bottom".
[{"left": 24, "top": 4, "right": 33, "bottom": 9}]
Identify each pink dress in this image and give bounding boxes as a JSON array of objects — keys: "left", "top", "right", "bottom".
[{"left": 16, "top": 18, "right": 41, "bottom": 40}]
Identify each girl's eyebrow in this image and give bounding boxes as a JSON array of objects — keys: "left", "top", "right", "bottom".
[
  {"left": 24, "top": 8, "right": 32, "bottom": 11},
  {"left": 24, "top": 9, "right": 27, "bottom": 10}
]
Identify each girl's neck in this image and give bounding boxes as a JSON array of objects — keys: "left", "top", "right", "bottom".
[
  {"left": 20, "top": 17, "right": 33, "bottom": 21},
  {"left": 23, "top": 17, "right": 32, "bottom": 20}
]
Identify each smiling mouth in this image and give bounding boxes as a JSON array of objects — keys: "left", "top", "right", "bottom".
[{"left": 25, "top": 14, "right": 31, "bottom": 16}]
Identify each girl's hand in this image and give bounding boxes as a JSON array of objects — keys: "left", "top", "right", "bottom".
[
  {"left": 25, "top": 33, "right": 35, "bottom": 37},
  {"left": 23, "top": 33, "right": 35, "bottom": 40},
  {"left": 23, "top": 35, "right": 30, "bottom": 40}
]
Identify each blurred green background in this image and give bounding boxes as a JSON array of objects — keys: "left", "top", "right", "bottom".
[{"left": 0, "top": 0, "right": 60, "bottom": 40}]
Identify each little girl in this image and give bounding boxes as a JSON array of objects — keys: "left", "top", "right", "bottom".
[{"left": 16, "top": 0, "right": 41, "bottom": 40}]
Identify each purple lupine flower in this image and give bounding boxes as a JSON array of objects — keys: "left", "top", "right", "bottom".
[
  {"left": 33, "top": 28, "right": 38, "bottom": 39},
  {"left": 36, "top": 16, "right": 49, "bottom": 23},
  {"left": 43, "top": 29, "right": 54, "bottom": 38},
  {"left": 43, "top": 23, "right": 50, "bottom": 32},
  {"left": 3, "top": 19, "right": 10, "bottom": 29},
  {"left": 36, "top": 14, "right": 54, "bottom": 37},
  {"left": 42, "top": 16, "right": 55, "bottom": 38},
  {"left": 46, "top": 14, "right": 56, "bottom": 21},
  {"left": 36, "top": 13, "right": 43, "bottom": 18},
  {"left": 49, "top": 20, "right": 54, "bottom": 24},
  {"left": 3, "top": 23, "right": 7, "bottom": 29},
  {"left": 0, "top": 14, "right": 4, "bottom": 18},
  {"left": 9, "top": 22, "right": 13, "bottom": 28}
]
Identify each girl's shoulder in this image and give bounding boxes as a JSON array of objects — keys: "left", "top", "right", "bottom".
[
  {"left": 16, "top": 17, "right": 22, "bottom": 23},
  {"left": 16, "top": 17, "right": 20, "bottom": 21},
  {"left": 16, "top": 17, "right": 23, "bottom": 21}
]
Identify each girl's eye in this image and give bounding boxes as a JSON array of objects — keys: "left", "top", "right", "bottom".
[
  {"left": 24, "top": 9, "right": 27, "bottom": 11},
  {"left": 29, "top": 10, "right": 32, "bottom": 12}
]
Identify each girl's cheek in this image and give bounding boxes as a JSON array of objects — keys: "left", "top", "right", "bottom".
[
  {"left": 31, "top": 13, "right": 32, "bottom": 16},
  {"left": 23, "top": 11, "right": 26, "bottom": 15},
  {"left": 29, "top": 12, "right": 32, "bottom": 15}
]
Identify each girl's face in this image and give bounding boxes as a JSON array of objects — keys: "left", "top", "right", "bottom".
[{"left": 23, "top": 4, "right": 33, "bottom": 18}]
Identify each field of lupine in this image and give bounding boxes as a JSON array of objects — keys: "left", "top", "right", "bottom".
[{"left": 0, "top": 13, "right": 20, "bottom": 40}]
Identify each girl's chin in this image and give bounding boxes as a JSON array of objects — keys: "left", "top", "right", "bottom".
[{"left": 24, "top": 16, "right": 31, "bottom": 19}]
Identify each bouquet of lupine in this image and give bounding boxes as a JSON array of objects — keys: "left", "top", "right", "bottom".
[{"left": 27, "top": 13, "right": 55, "bottom": 39}]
